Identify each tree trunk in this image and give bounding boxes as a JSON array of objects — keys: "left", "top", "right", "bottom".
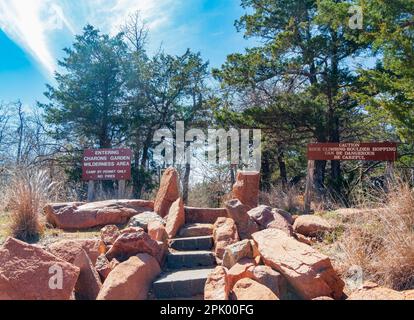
[
  {"left": 329, "top": 115, "right": 342, "bottom": 197},
  {"left": 277, "top": 149, "right": 288, "bottom": 191},
  {"left": 230, "top": 164, "right": 236, "bottom": 194},
  {"left": 132, "top": 149, "right": 141, "bottom": 198},
  {"left": 261, "top": 150, "right": 272, "bottom": 192},
  {"left": 328, "top": 29, "right": 342, "bottom": 198},
  {"left": 314, "top": 160, "right": 326, "bottom": 195},
  {"left": 136, "top": 132, "right": 153, "bottom": 197},
  {"left": 16, "top": 101, "right": 24, "bottom": 165}
]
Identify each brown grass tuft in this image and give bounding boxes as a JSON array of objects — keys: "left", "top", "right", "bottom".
[
  {"left": 337, "top": 184, "right": 414, "bottom": 290},
  {"left": 5, "top": 169, "right": 55, "bottom": 243},
  {"left": 259, "top": 185, "right": 302, "bottom": 213}
]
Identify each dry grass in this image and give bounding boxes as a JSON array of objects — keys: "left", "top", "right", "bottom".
[
  {"left": 259, "top": 185, "right": 303, "bottom": 213},
  {"left": 4, "top": 169, "right": 56, "bottom": 243},
  {"left": 0, "top": 211, "right": 11, "bottom": 245},
  {"left": 334, "top": 184, "right": 414, "bottom": 290}
]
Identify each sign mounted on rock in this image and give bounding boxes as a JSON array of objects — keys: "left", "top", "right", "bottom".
[{"left": 82, "top": 148, "right": 132, "bottom": 181}]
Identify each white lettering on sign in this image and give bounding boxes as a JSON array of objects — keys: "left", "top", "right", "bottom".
[{"left": 82, "top": 149, "right": 132, "bottom": 181}]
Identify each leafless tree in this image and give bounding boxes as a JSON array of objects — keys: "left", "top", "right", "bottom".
[{"left": 122, "top": 11, "right": 148, "bottom": 53}]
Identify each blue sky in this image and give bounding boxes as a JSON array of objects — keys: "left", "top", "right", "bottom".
[{"left": 0, "top": 0, "right": 250, "bottom": 106}]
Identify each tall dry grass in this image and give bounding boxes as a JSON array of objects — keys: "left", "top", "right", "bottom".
[
  {"left": 5, "top": 169, "right": 56, "bottom": 242},
  {"left": 259, "top": 185, "right": 303, "bottom": 213},
  {"left": 337, "top": 184, "right": 414, "bottom": 290}
]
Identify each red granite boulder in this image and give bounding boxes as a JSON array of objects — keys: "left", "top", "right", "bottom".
[
  {"left": 154, "top": 167, "right": 180, "bottom": 217},
  {"left": 252, "top": 229, "right": 344, "bottom": 300},
  {"left": 232, "top": 171, "right": 260, "bottom": 209},
  {"left": 213, "top": 217, "right": 240, "bottom": 263},
  {"left": 97, "top": 254, "right": 161, "bottom": 300},
  {"left": 0, "top": 238, "right": 79, "bottom": 300},
  {"left": 45, "top": 200, "right": 154, "bottom": 230}
]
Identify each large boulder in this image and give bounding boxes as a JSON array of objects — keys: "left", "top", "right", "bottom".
[
  {"left": 248, "top": 205, "right": 293, "bottom": 236},
  {"left": 293, "top": 215, "right": 333, "bottom": 237},
  {"left": 232, "top": 171, "right": 260, "bottom": 209},
  {"left": 228, "top": 258, "right": 256, "bottom": 289},
  {"left": 222, "top": 239, "right": 254, "bottom": 269},
  {"left": 97, "top": 254, "right": 161, "bottom": 300},
  {"left": 247, "top": 205, "right": 275, "bottom": 228},
  {"left": 44, "top": 202, "right": 85, "bottom": 214},
  {"left": 154, "top": 167, "right": 180, "bottom": 217},
  {"left": 185, "top": 207, "right": 228, "bottom": 224},
  {"left": 204, "top": 266, "right": 230, "bottom": 300},
  {"left": 246, "top": 265, "right": 287, "bottom": 299},
  {"left": 213, "top": 217, "right": 240, "bottom": 263},
  {"left": 148, "top": 221, "right": 168, "bottom": 243},
  {"left": 95, "top": 254, "right": 119, "bottom": 282},
  {"left": 0, "top": 238, "right": 79, "bottom": 300},
  {"left": 128, "top": 212, "right": 165, "bottom": 231},
  {"left": 100, "top": 225, "right": 121, "bottom": 246},
  {"left": 232, "top": 278, "right": 279, "bottom": 300},
  {"left": 105, "top": 228, "right": 161, "bottom": 263},
  {"left": 47, "top": 240, "right": 102, "bottom": 300},
  {"left": 273, "top": 208, "right": 294, "bottom": 225},
  {"left": 47, "top": 239, "right": 103, "bottom": 265},
  {"left": 267, "top": 217, "right": 294, "bottom": 236},
  {"left": 225, "top": 199, "right": 259, "bottom": 240},
  {"left": 72, "top": 249, "right": 102, "bottom": 300},
  {"left": 165, "top": 198, "right": 185, "bottom": 239},
  {"left": 227, "top": 260, "right": 287, "bottom": 299},
  {"left": 347, "top": 282, "right": 410, "bottom": 300},
  {"left": 45, "top": 199, "right": 154, "bottom": 230},
  {"left": 252, "top": 229, "right": 344, "bottom": 300}
]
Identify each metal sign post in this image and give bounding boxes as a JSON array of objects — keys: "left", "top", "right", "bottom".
[
  {"left": 87, "top": 180, "right": 95, "bottom": 202},
  {"left": 304, "top": 160, "right": 315, "bottom": 215}
]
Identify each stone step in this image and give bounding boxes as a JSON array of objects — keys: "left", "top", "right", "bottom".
[
  {"left": 178, "top": 223, "right": 214, "bottom": 238},
  {"left": 169, "top": 236, "right": 213, "bottom": 251},
  {"left": 185, "top": 207, "right": 228, "bottom": 224},
  {"left": 166, "top": 250, "right": 216, "bottom": 269},
  {"left": 153, "top": 268, "right": 214, "bottom": 299}
]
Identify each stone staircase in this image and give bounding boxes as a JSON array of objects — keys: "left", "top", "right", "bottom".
[{"left": 152, "top": 223, "right": 216, "bottom": 299}]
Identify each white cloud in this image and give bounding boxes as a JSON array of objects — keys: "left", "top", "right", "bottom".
[
  {"left": 0, "top": 0, "right": 62, "bottom": 76},
  {"left": 100, "top": 0, "right": 178, "bottom": 35},
  {"left": 0, "top": 0, "right": 177, "bottom": 76}
]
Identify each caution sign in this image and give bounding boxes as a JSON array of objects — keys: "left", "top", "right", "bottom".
[
  {"left": 307, "top": 142, "right": 398, "bottom": 161},
  {"left": 82, "top": 149, "right": 132, "bottom": 181}
]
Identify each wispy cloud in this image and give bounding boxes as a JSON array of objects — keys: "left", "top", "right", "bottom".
[{"left": 0, "top": 0, "right": 176, "bottom": 77}]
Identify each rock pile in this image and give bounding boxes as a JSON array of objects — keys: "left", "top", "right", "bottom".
[{"left": 0, "top": 167, "right": 409, "bottom": 300}]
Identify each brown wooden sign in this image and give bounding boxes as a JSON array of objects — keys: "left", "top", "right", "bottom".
[
  {"left": 82, "top": 148, "right": 132, "bottom": 181},
  {"left": 307, "top": 142, "right": 398, "bottom": 161}
]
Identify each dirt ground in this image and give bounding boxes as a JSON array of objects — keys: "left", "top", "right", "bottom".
[{"left": 0, "top": 211, "right": 100, "bottom": 247}]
